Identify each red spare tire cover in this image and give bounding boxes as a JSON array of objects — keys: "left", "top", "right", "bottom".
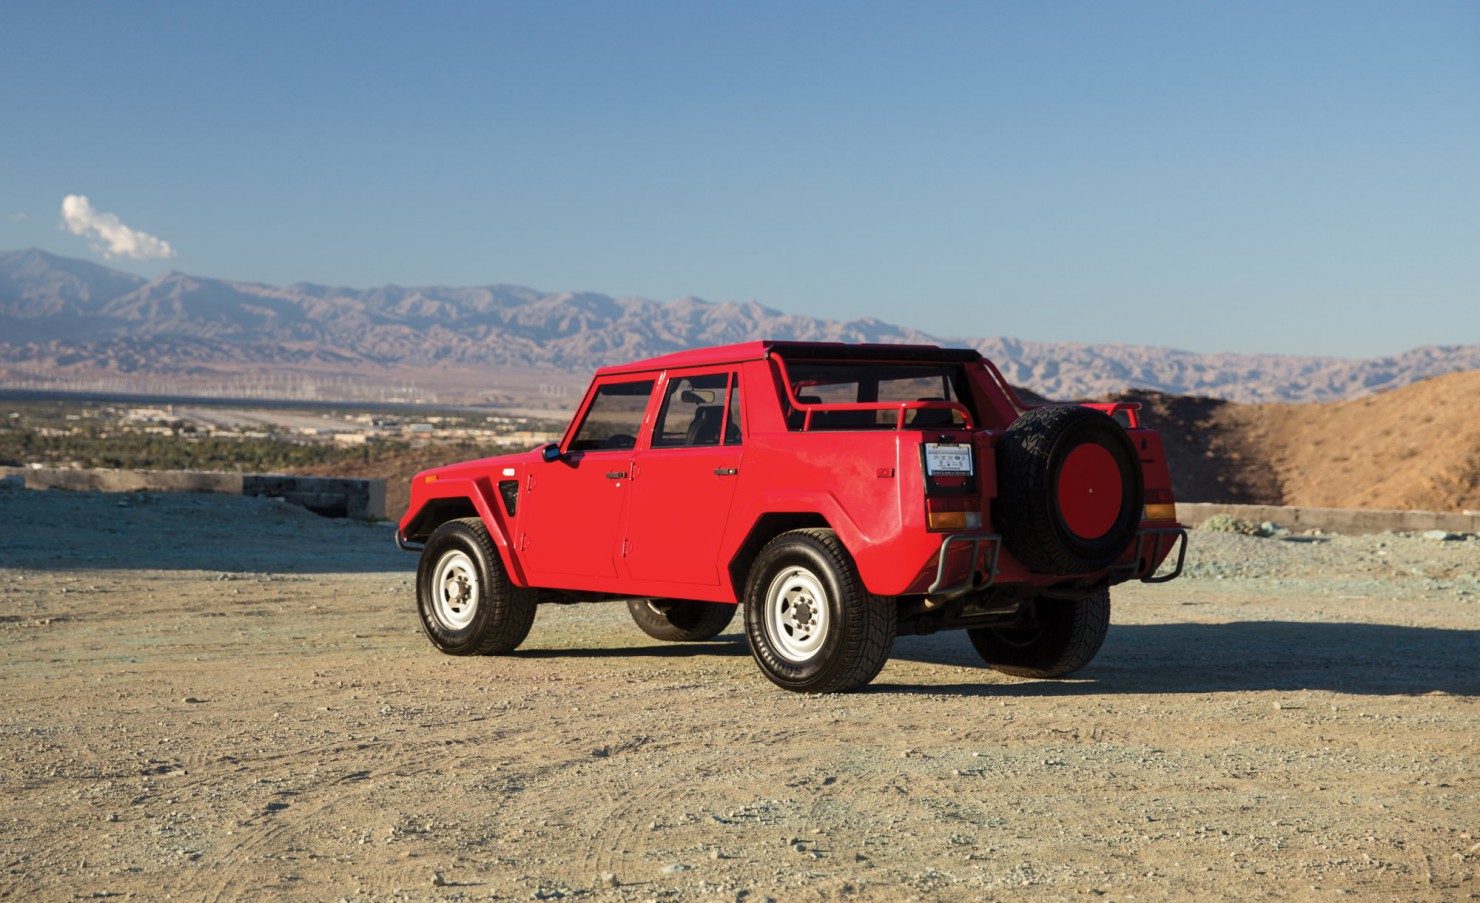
[{"left": 994, "top": 405, "right": 1143, "bottom": 574}]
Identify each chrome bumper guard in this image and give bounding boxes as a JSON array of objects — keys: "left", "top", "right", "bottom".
[
  {"left": 926, "top": 533, "right": 1002, "bottom": 601},
  {"left": 395, "top": 529, "right": 424, "bottom": 553}
]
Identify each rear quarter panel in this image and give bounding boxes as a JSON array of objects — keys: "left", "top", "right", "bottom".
[{"left": 725, "top": 358, "right": 946, "bottom": 596}]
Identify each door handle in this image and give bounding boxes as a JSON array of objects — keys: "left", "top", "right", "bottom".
[
  {"left": 606, "top": 471, "right": 628, "bottom": 480},
  {"left": 713, "top": 468, "right": 738, "bottom": 476}
]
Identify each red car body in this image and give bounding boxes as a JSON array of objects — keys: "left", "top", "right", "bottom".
[{"left": 399, "top": 341, "right": 1185, "bottom": 692}]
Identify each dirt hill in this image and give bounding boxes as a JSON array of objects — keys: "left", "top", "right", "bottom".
[
  {"left": 1230, "top": 368, "right": 1480, "bottom": 511},
  {"left": 1110, "top": 368, "right": 1480, "bottom": 512}
]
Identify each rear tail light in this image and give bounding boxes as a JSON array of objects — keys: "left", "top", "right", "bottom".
[
  {"left": 1143, "top": 488, "right": 1177, "bottom": 522},
  {"left": 926, "top": 496, "right": 983, "bottom": 532},
  {"left": 928, "top": 511, "right": 983, "bottom": 531}
]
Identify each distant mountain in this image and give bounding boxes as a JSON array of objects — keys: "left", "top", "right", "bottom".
[
  {"left": 0, "top": 248, "right": 146, "bottom": 326},
  {"left": 966, "top": 337, "right": 1480, "bottom": 405},
  {"left": 2, "top": 248, "right": 1476, "bottom": 404}
]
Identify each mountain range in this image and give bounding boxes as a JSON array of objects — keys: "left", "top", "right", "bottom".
[{"left": 3, "top": 247, "right": 1476, "bottom": 404}]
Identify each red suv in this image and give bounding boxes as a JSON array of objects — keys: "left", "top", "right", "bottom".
[{"left": 397, "top": 341, "right": 1185, "bottom": 692}]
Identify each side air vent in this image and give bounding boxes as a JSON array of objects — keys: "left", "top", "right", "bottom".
[{"left": 498, "top": 480, "right": 519, "bottom": 516}]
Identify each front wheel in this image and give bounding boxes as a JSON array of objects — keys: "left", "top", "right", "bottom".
[
  {"left": 416, "top": 518, "right": 537, "bottom": 655},
  {"left": 967, "top": 588, "right": 1110, "bottom": 678},
  {"left": 627, "top": 598, "right": 736, "bottom": 641},
  {"left": 743, "top": 529, "right": 895, "bottom": 693}
]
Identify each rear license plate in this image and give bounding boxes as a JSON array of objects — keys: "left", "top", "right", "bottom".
[{"left": 925, "top": 443, "right": 973, "bottom": 476}]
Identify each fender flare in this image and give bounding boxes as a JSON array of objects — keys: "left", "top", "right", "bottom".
[
  {"left": 402, "top": 478, "right": 530, "bottom": 587},
  {"left": 723, "top": 491, "right": 873, "bottom": 599}
]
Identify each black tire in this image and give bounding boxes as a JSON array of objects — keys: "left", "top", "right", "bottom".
[
  {"left": 743, "top": 529, "right": 896, "bottom": 693},
  {"left": 995, "top": 405, "right": 1143, "bottom": 574},
  {"left": 968, "top": 588, "right": 1111, "bottom": 678},
  {"left": 416, "top": 518, "right": 537, "bottom": 655},
  {"left": 627, "top": 598, "right": 737, "bottom": 641}
]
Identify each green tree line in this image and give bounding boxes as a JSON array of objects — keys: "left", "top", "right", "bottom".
[{"left": 0, "top": 428, "right": 412, "bottom": 473}]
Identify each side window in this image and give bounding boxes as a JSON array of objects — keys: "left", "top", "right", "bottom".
[
  {"left": 568, "top": 380, "right": 655, "bottom": 451},
  {"left": 652, "top": 372, "right": 741, "bottom": 448}
]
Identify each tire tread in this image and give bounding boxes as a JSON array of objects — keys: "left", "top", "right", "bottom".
[
  {"left": 744, "top": 528, "right": 896, "bottom": 693},
  {"left": 418, "top": 517, "right": 536, "bottom": 655},
  {"left": 627, "top": 598, "right": 737, "bottom": 642},
  {"left": 969, "top": 588, "right": 1110, "bottom": 678}
]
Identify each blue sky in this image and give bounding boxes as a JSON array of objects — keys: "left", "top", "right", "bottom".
[{"left": 2, "top": 1, "right": 1476, "bottom": 357}]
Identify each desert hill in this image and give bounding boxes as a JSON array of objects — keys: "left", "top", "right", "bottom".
[
  {"left": 1223, "top": 369, "right": 1480, "bottom": 513},
  {"left": 1104, "top": 368, "right": 1480, "bottom": 514},
  {"left": 4, "top": 248, "right": 1477, "bottom": 405}
]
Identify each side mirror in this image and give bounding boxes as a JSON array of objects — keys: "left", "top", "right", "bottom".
[{"left": 541, "top": 443, "right": 563, "bottom": 463}]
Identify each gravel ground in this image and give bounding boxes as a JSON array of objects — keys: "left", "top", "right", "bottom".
[{"left": 1, "top": 487, "right": 1477, "bottom": 901}]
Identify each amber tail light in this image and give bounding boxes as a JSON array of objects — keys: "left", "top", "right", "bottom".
[
  {"left": 1143, "top": 488, "right": 1177, "bottom": 522},
  {"left": 926, "top": 496, "right": 983, "bottom": 532}
]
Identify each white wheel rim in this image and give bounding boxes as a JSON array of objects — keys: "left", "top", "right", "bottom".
[
  {"left": 432, "top": 550, "right": 479, "bottom": 630},
  {"left": 764, "top": 566, "right": 830, "bottom": 662}
]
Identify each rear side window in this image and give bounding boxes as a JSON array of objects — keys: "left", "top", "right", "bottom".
[{"left": 569, "top": 380, "right": 655, "bottom": 451}]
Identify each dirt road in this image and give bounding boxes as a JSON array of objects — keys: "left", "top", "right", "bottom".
[{"left": 2, "top": 488, "right": 1476, "bottom": 901}]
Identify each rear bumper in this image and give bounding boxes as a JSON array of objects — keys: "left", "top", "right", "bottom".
[
  {"left": 1120, "top": 527, "right": 1187, "bottom": 584},
  {"left": 925, "top": 525, "right": 1187, "bottom": 601},
  {"left": 926, "top": 533, "right": 1002, "bottom": 601}
]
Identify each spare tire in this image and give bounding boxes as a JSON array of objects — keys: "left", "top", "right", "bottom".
[{"left": 995, "top": 405, "right": 1142, "bottom": 574}]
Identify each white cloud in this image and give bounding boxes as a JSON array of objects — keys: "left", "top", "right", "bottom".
[
  {"left": 8, "top": 212, "right": 26, "bottom": 223},
  {"left": 61, "top": 194, "right": 176, "bottom": 260}
]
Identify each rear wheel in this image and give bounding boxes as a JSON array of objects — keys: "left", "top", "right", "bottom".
[
  {"left": 627, "top": 598, "right": 736, "bottom": 641},
  {"left": 417, "top": 518, "right": 536, "bottom": 655},
  {"left": 743, "top": 529, "right": 895, "bottom": 693},
  {"left": 967, "top": 588, "right": 1110, "bottom": 678}
]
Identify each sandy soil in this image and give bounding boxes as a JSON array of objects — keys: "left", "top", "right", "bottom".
[{"left": 2, "top": 488, "right": 1477, "bottom": 902}]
